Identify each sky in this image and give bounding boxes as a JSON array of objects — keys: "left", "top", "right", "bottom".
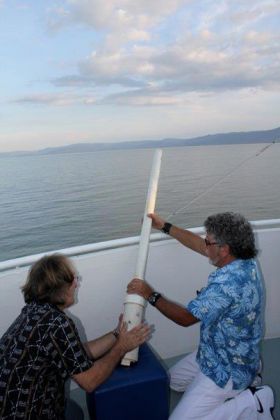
[{"left": 0, "top": 0, "right": 279, "bottom": 153}]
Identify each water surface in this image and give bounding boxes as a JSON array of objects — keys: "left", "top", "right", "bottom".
[{"left": 0, "top": 143, "right": 279, "bottom": 262}]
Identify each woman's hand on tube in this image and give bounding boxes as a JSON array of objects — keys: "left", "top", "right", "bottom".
[{"left": 116, "top": 321, "right": 151, "bottom": 353}]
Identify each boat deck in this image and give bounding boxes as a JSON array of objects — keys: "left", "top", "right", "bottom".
[{"left": 66, "top": 337, "right": 280, "bottom": 419}]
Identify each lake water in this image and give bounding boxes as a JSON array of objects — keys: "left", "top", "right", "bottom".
[{"left": 0, "top": 143, "right": 279, "bottom": 262}]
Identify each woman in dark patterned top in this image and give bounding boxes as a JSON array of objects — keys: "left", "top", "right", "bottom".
[{"left": 0, "top": 254, "right": 150, "bottom": 419}]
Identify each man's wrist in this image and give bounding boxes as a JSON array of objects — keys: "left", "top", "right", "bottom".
[
  {"left": 161, "top": 222, "right": 172, "bottom": 235},
  {"left": 147, "top": 291, "right": 162, "bottom": 306}
]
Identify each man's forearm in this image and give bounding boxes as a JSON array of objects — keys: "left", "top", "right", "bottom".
[
  {"left": 169, "top": 224, "right": 206, "bottom": 256},
  {"left": 154, "top": 295, "right": 199, "bottom": 327}
]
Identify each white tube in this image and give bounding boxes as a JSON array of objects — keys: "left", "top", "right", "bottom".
[
  {"left": 135, "top": 148, "right": 163, "bottom": 279},
  {"left": 121, "top": 149, "right": 162, "bottom": 366}
]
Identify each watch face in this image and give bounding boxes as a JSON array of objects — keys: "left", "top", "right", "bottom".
[
  {"left": 148, "top": 295, "right": 155, "bottom": 304},
  {"left": 148, "top": 292, "right": 160, "bottom": 305}
]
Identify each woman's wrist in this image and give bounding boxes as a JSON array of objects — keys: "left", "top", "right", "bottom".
[{"left": 112, "top": 328, "right": 119, "bottom": 339}]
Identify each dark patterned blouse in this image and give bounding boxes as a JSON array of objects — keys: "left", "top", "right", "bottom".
[{"left": 0, "top": 302, "right": 93, "bottom": 419}]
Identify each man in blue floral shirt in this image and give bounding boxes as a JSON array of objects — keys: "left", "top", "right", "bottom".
[{"left": 128, "top": 212, "right": 274, "bottom": 419}]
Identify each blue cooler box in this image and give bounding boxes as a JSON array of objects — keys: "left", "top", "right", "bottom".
[{"left": 86, "top": 343, "right": 169, "bottom": 420}]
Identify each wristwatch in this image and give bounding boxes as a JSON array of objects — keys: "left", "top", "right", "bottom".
[
  {"left": 147, "top": 292, "right": 162, "bottom": 306},
  {"left": 161, "top": 222, "right": 172, "bottom": 235}
]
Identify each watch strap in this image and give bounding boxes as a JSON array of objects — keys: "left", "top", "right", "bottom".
[
  {"left": 147, "top": 292, "right": 162, "bottom": 306},
  {"left": 161, "top": 222, "right": 172, "bottom": 235}
]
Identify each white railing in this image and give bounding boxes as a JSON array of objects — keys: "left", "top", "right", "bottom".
[
  {"left": 0, "top": 220, "right": 280, "bottom": 359},
  {"left": 0, "top": 219, "right": 279, "bottom": 272}
]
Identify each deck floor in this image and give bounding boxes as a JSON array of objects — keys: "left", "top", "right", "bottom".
[{"left": 67, "top": 337, "right": 280, "bottom": 419}]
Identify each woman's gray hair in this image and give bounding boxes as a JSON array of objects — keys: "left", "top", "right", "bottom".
[
  {"left": 22, "top": 254, "right": 75, "bottom": 305},
  {"left": 204, "top": 212, "right": 257, "bottom": 259}
]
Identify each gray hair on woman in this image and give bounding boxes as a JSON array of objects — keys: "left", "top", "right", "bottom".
[{"left": 22, "top": 254, "right": 75, "bottom": 306}]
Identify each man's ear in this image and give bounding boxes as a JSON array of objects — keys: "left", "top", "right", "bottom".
[{"left": 220, "top": 243, "right": 231, "bottom": 258}]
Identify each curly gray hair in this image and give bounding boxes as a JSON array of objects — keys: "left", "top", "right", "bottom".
[{"left": 204, "top": 212, "right": 257, "bottom": 259}]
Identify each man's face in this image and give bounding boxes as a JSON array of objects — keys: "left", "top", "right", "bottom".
[{"left": 205, "top": 233, "right": 223, "bottom": 267}]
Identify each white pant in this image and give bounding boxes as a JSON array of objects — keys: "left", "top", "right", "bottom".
[{"left": 169, "top": 351, "right": 257, "bottom": 420}]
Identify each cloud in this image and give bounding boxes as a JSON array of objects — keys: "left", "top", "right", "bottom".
[
  {"left": 12, "top": 93, "right": 97, "bottom": 107},
  {"left": 47, "top": 0, "right": 190, "bottom": 53},
  {"left": 226, "top": 1, "right": 280, "bottom": 26},
  {"left": 48, "top": 0, "right": 188, "bottom": 30},
  {"left": 50, "top": 28, "right": 280, "bottom": 104},
  {"left": 100, "top": 86, "right": 187, "bottom": 106},
  {"left": 31, "top": 1, "right": 280, "bottom": 108}
]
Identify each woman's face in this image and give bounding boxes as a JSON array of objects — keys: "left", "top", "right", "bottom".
[{"left": 63, "top": 274, "right": 79, "bottom": 309}]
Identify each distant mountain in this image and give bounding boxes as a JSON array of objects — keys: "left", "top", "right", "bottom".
[{"left": 1, "top": 126, "right": 280, "bottom": 158}]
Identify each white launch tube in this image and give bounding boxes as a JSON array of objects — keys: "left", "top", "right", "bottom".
[
  {"left": 134, "top": 148, "right": 163, "bottom": 279},
  {"left": 121, "top": 149, "right": 162, "bottom": 366}
]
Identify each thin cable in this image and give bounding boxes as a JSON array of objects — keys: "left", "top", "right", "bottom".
[{"left": 166, "top": 141, "right": 276, "bottom": 219}]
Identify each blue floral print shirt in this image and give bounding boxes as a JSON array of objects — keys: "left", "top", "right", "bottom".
[{"left": 187, "top": 259, "right": 263, "bottom": 390}]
